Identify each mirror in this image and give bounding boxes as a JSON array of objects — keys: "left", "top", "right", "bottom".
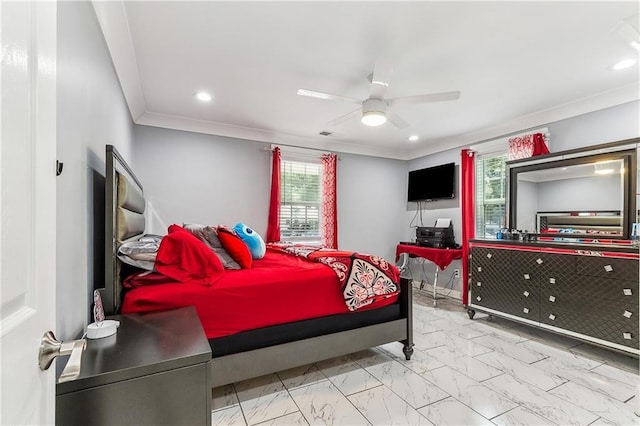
[{"left": 508, "top": 146, "right": 637, "bottom": 241}]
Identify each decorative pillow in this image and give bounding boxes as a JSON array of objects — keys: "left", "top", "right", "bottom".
[
  {"left": 182, "top": 223, "right": 241, "bottom": 270},
  {"left": 233, "top": 223, "right": 266, "bottom": 259},
  {"left": 155, "top": 224, "right": 225, "bottom": 285},
  {"left": 217, "top": 225, "right": 252, "bottom": 269}
]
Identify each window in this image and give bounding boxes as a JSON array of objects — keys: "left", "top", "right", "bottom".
[
  {"left": 279, "top": 158, "right": 321, "bottom": 242},
  {"left": 475, "top": 152, "right": 507, "bottom": 238}
]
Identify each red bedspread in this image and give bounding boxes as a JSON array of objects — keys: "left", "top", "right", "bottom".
[
  {"left": 121, "top": 250, "right": 398, "bottom": 339},
  {"left": 268, "top": 243, "right": 400, "bottom": 311}
]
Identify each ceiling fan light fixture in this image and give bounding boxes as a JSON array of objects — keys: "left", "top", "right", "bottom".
[
  {"left": 361, "top": 98, "right": 387, "bottom": 126},
  {"left": 361, "top": 111, "right": 386, "bottom": 126}
]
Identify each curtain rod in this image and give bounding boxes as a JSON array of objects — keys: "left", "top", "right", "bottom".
[{"left": 263, "top": 146, "right": 341, "bottom": 160}]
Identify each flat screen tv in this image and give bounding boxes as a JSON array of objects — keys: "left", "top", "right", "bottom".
[{"left": 408, "top": 162, "right": 455, "bottom": 202}]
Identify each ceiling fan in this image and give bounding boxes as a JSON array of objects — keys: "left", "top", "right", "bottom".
[{"left": 296, "top": 59, "right": 461, "bottom": 128}]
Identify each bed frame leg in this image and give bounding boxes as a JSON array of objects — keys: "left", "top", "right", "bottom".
[{"left": 402, "top": 341, "right": 414, "bottom": 360}]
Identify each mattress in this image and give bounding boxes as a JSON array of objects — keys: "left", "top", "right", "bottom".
[{"left": 121, "top": 251, "right": 399, "bottom": 339}]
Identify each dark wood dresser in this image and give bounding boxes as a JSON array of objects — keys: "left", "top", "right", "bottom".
[
  {"left": 56, "top": 306, "right": 212, "bottom": 425},
  {"left": 467, "top": 239, "right": 639, "bottom": 356}
]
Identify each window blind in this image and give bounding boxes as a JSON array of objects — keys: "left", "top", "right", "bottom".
[{"left": 279, "top": 159, "right": 321, "bottom": 241}]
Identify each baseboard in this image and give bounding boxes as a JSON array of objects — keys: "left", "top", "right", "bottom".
[{"left": 411, "top": 279, "right": 462, "bottom": 301}]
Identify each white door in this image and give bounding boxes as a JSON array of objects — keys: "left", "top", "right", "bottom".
[{"left": 1, "top": 1, "right": 57, "bottom": 424}]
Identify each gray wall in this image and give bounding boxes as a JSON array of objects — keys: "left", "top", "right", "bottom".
[
  {"left": 133, "top": 126, "right": 271, "bottom": 236},
  {"left": 336, "top": 153, "right": 407, "bottom": 261},
  {"left": 133, "top": 126, "right": 407, "bottom": 262},
  {"left": 56, "top": 1, "right": 135, "bottom": 340}
]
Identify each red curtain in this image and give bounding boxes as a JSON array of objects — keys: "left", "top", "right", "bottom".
[
  {"left": 460, "top": 149, "right": 475, "bottom": 306},
  {"left": 321, "top": 154, "right": 338, "bottom": 249},
  {"left": 532, "top": 133, "right": 550, "bottom": 156},
  {"left": 266, "top": 147, "right": 281, "bottom": 243}
]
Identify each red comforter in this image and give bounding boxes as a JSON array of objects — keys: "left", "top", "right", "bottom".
[{"left": 121, "top": 249, "right": 399, "bottom": 339}]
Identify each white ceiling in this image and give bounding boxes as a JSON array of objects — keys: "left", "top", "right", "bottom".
[{"left": 93, "top": 1, "right": 640, "bottom": 160}]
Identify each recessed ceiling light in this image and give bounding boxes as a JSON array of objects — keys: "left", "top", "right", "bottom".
[
  {"left": 194, "top": 91, "right": 212, "bottom": 102},
  {"left": 612, "top": 59, "right": 637, "bottom": 70},
  {"left": 408, "top": 135, "right": 419, "bottom": 142}
]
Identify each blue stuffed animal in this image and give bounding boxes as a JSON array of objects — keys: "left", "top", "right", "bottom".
[{"left": 233, "top": 223, "right": 266, "bottom": 259}]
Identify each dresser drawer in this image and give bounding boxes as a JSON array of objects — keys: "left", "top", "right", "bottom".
[
  {"left": 538, "top": 252, "right": 577, "bottom": 274},
  {"left": 577, "top": 255, "right": 639, "bottom": 282},
  {"left": 540, "top": 302, "right": 639, "bottom": 350},
  {"left": 541, "top": 274, "right": 639, "bottom": 304},
  {"left": 471, "top": 282, "right": 539, "bottom": 321}
]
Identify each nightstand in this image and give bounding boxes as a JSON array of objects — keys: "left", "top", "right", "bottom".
[{"left": 56, "top": 306, "right": 212, "bottom": 426}]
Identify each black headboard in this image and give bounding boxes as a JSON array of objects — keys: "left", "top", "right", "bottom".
[{"left": 102, "top": 145, "right": 146, "bottom": 315}]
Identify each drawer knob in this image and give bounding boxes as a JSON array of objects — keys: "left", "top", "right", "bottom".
[
  {"left": 604, "top": 264, "right": 613, "bottom": 272},
  {"left": 549, "top": 314, "right": 556, "bottom": 320},
  {"left": 536, "top": 258, "right": 543, "bottom": 265},
  {"left": 477, "top": 266, "right": 482, "bottom": 272},
  {"left": 524, "top": 274, "right": 530, "bottom": 280},
  {"left": 523, "top": 291, "right": 530, "bottom": 297},
  {"left": 623, "top": 332, "right": 632, "bottom": 340},
  {"left": 549, "top": 277, "right": 556, "bottom": 284},
  {"left": 623, "top": 289, "right": 633, "bottom": 296},
  {"left": 623, "top": 310, "right": 633, "bottom": 318},
  {"left": 523, "top": 307, "right": 530, "bottom": 314},
  {"left": 477, "top": 282, "right": 482, "bottom": 287},
  {"left": 477, "top": 296, "right": 482, "bottom": 302},
  {"left": 486, "top": 253, "right": 492, "bottom": 259},
  {"left": 549, "top": 295, "right": 556, "bottom": 302}
]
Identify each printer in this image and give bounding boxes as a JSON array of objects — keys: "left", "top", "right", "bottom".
[{"left": 416, "top": 218, "right": 456, "bottom": 248}]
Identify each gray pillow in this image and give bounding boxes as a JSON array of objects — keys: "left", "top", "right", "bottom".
[{"left": 183, "top": 224, "right": 241, "bottom": 270}]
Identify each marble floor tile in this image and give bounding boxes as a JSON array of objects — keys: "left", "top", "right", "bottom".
[
  {"left": 348, "top": 383, "right": 433, "bottom": 425},
  {"left": 416, "top": 330, "right": 494, "bottom": 358},
  {"left": 569, "top": 343, "right": 640, "bottom": 373},
  {"left": 485, "top": 373, "right": 598, "bottom": 426},
  {"left": 364, "top": 359, "right": 449, "bottom": 409},
  {"left": 235, "top": 374, "right": 299, "bottom": 426},
  {"left": 289, "top": 379, "right": 369, "bottom": 425},
  {"left": 378, "top": 342, "right": 446, "bottom": 374},
  {"left": 277, "top": 363, "right": 326, "bottom": 391},
  {"left": 254, "top": 412, "right": 309, "bottom": 426},
  {"left": 509, "top": 323, "right": 583, "bottom": 350},
  {"left": 532, "top": 357, "right": 636, "bottom": 402},
  {"left": 471, "top": 324, "right": 534, "bottom": 345},
  {"left": 474, "top": 350, "right": 567, "bottom": 391},
  {"left": 590, "top": 362, "right": 640, "bottom": 387},
  {"left": 517, "top": 339, "right": 604, "bottom": 370},
  {"left": 444, "top": 321, "right": 495, "bottom": 340},
  {"left": 412, "top": 318, "right": 441, "bottom": 335},
  {"left": 417, "top": 397, "right": 493, "bottom": 425},
  {"left": 349, "top": 347, "right": 394, "bottom": 369},
  {"left": 421, "top": 366, "right": 518, "bottom": 419},
  {"left": 211, "top": 404, "right": 246, "bottom": 426},
  {"left": 471, "top": 334, "right": 547, "bottom": 364},
  {"left": 549, "top": 380, "right": 639, "bottom": 425},
  {"left": 491, "top": 406, "right": 560, "bottom": 426},
  {"left": 423, "top": 345, "right": 503, "bottom": 382},
  {"left": 213, "top": 384, "right": 240, "bottom": 411},
  {"left": 316, "top": 355, "right": 382, "bottom": 396}
]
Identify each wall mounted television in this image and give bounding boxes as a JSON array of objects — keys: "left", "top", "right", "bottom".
[{"left": 407, "top": 162, "right": 456, "bottom": 202}]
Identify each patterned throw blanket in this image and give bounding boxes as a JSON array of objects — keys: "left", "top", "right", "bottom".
[{"left": 268, "top": 243, "right": 400, "bottom": 311}]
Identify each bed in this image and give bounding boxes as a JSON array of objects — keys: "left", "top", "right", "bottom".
[{"left": 101, "top": 144, "right": 414, "bottom": 388}]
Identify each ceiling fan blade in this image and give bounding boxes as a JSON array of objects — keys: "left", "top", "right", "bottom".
[
  {"left": 328, "top": 107, "right": 361, "bottom": 127},
  {"left": 388, "top": 91, "right": 461, "bottom": 107},
  {"left": 297, "top": 89, "right": 360, "bottom": 104},
  {"left": 386, "top": 111, "right": 409, "bottom": 129},
  {"left": 369, "top": 58, "right": 393, "bottom": 99}
]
